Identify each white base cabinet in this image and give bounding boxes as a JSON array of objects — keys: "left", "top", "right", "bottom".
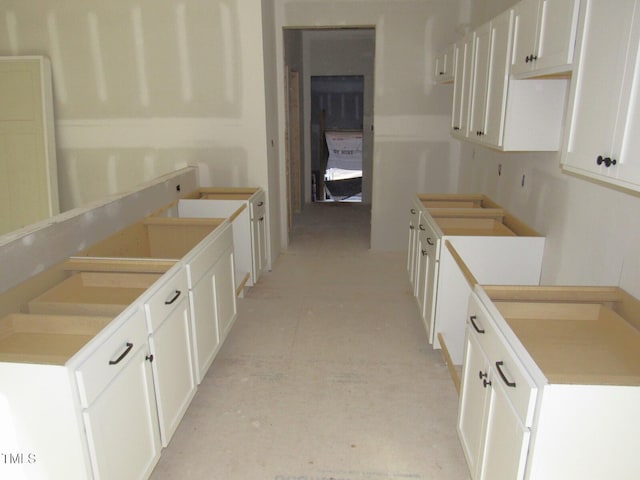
[{"left": 461, "top": 285, "right": 640, "bottom": 480}]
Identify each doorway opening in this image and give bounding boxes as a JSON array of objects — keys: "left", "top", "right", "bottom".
[
  {"left": 283, "top": 27, "right": 375, "bottom": 229},
  {"left": 311, "top": 75, "right": 364, "bottom": 203}
]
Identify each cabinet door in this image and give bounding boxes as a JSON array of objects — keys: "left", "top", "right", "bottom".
[
  {"left": 511, "top": 0, "right": 539, "bottom": 75},
  {"left": 482, "top": 9, "right": 514, "bottom": 147},
  {"left": 250, "top": 193, "right": 267, "bottom": 281},
  {"left": 83, "top": 346, "right": 161, "bottom": 480},
  {"left": 435, "top": 44, "right": 455, "bottom": 83},
  {"left": 407, "top": 202, "right": 419, "bottom": 283},
  {"left": 563, "top": 0, "right": 640, "bottom": 189},
  {"left": 452, "top": 34, "right": 475, "bottom": 137},
  {"left": 416, "top": 218, "right": 440, "bottom": 343},
  {"left": 469, "top": 21, "right": 492, "bottom": 140},
  {"left": 458, "top": 329, "right": 491, "bottom": 477},
  {"left": 479, "top": 378, "right": 530, "bottom": 480},
  {"left": 213, "top": 246, "right": 237, "bottom": 340},
  {"left": 534, "top": 0, "right": 580, "bottom": 72},
  {"left": 190, "top": 267, "right": 220, "bottom": 383},
  {"left": 148, "top": 292, "right": 196, "bottom": 446}
]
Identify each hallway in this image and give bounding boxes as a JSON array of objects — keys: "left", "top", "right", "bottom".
[{"left": 150, "top": 203, "right": 469, "bottom": 480}]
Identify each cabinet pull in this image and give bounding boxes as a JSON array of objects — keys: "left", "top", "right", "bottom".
[
  {"left": 596, "top": 155, "right": 617, "bottom": 167},
  {"left": 164, "top": 289, "right": 181, "bottom": 305},
  {"left": 479, "top": 370, "right": 488, "bottom": 380},
  {"left": 410, "top": 208, "right": 416, "bottom": 214},
  {"left": 259, "top": 216, "right": 264, "bottom": 221},
  {"left": 146, "top": 354, "right": 154, "bottom": 363},
  {"left": 469, "top": 315, "right": 485, "bottom": 334},
  {"left": 258, "top": 201, "right": 264, "bottom": 206},
  {"left": 483, "top": 378, "right": 492, "bottom": 388},
  {"left": 409, "top": 225, "right": 415, "bottom": 230},
  {"left": 419, "top": 224, "right": 425, "bottom": 231},
  {"left": 495, "top": 361, "right": 517, "bottom": 388},
  {"left": 109, "top": 342, "right": 134, "bottom": 365},
  {"left": 426, "top": 237, "right": 434, "bottom": 246},
  {"left": 421, "top": 249, "right": 428, "bottom": 256},
  {"left": 453, "top": 126, "right": 460, "bottom": 131}
]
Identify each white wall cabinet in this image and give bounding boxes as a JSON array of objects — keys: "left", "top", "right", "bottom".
[
  {"left": 434, "top": 44, "right": 455, "bottom": 83},
  {"left": 511, "top": 0, "right": 580, "bottom": 77},
  {"left": 451, "top": 34, "right": 475, "bottom": 136},
  {"left": 454, "top": 8, "right": 568, "bottom": 151},
  {"left": 142, "top": 266, "right": 196, "bottom": 447},
  {"left": 562, "top": 0, "right": 640, "bottom": 192}
]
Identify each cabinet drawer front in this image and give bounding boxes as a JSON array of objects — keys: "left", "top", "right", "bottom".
[
  {"left": 468, "top": 294, "right": 537, "bottom": 426},
  {"left": 187, "top": 223, "right": 233, "bottom": 287},
  {"left": 76, "top": 307, "right": 148, "bottom": 407},
  {"left": 144, "top": 267, "right": 189, "bottom": 332},
  {"left": 250, "top": 191, "right": 266, "bottom": 221}
]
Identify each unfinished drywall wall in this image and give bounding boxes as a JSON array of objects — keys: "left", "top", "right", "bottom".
[
  {"left": 274, "top": 0, "right": 468, "bottom": 251},
  {"left": 0, "top": 0, "right": 270, "bottom": 210}
]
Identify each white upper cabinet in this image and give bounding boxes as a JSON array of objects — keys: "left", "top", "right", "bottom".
[
  {"left": 452, "top": 33, "right": 475, "bottom": 136},
  {"left": 511, "top": 0, "right": 580, "bottom": 77},
  {"left": 435, "top": 44, "right": 456, "bottom": 84},
  {"left": 562, "top": 0, "right": 640, "bottom": 192}
]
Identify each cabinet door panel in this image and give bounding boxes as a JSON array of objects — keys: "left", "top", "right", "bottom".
[
  {"left": 191, "top": 270, "right": 220, "bottom": 383},
  {"left": 458, "top": 331, "right": 490, "bottom": 477},
  {"left": 213, "top": 247, "right": 237, "bottom": 340},
  {"left": 83, "top": 347, "right": 161, "bottom": 480},
  {"left": 479, "top": 379, "right": 530, "bottom": 480},
  {"left": 149, "top": 295, "right": 196, "bottom": 446},
  {"left": 452, "top": 34, "right": 474, "bottom": 136},
  {"left": 536, "top": 0, "right": 580, "bottom": 71},
  {"left": 483, "top": 9, "right": 513, "bottom": 147},
  {"left": 511, "top": 0, "right": 539, "bottom": 75},
  {"left": 470, "top": 22, "right": 491, "bottom": 138},
  {"left": 564, "top": 0, "right": 636, "bottom": 175}
]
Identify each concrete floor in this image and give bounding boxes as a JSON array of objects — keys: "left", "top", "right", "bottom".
[{"left": 150, "top": 203, "right": 470, "bottom": 480}]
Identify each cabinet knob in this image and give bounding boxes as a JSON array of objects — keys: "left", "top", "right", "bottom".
[
  {"left": 410, "top": 208, "right": 416, "bottom": 214},
  {"left": 525, "top": 54, "right": 531, "bottom": 63},
  {"left": 483, "top": 378, "right": 492, "bottom": 388},
  {"left": 426, "top": 237, "right": 434, "bottom": 246},
  {"left": 453, "top": 126, "right": 460, "bottom": 131},
  {"left": 146, "top": 354, "right": 154, "bottom": 363},
  {"left": 597, "top": 155, "right": 617, "bottom": 167},
  {"left": 409, "top": 225, "right": 415, "bottom": 230},
  {"left": 479, "top": 370, "right": 488, "bottom": 380},
  {"left": 419, "top": 224, "right": 425, "bottom": 231},
  {"left": 421, "top": 249, "right": 428, "bottom": 256}
]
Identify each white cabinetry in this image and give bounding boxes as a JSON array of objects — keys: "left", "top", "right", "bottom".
[
  {"left": 562, "top": 0, "right": 640, "bottom": 192},
  {"left": 458, "top": 293, "right": 536, "bottom": 480},
  {"left": 179, "top": 187, "right": 268, "bottom": 291},
  {"left": 452, "top": 33, "right": 475, "bottom": 136},
  {"left": 142, "top": 266, "right": 196, "bottom": 447},
  {"left": 408, "top": 195, "right": 544, "bottom": 366},
  {"left": 511, "top": 0, "right": 580, "bottom": 77},
  {"left": 434, "top": 44, "right": 455, "bottom": 83},
  {"left": 465, "top": 285, "right": 640, "bottom": 480},
  {"left": 184, "top": 222, "right": 237, "bottom": 383},
  {"left": 78, "top": 307, "right": 162, "bottom": 480},
  {"left": 406, "top": 198, "right": 421, "bottom": 286},
  {"left": 463, "top": 8, "right": 568, "bottom": 151}
]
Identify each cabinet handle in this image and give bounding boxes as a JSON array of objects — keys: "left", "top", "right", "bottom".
[
  {"left": 109, "top": 342, "right": 134, "bottom": 365},
  {"left": 426, "top": 237, "right": 434, "bottom": 246},
  {"left": 410, "top": 208, "right": 416, "bottom": 214},
  {"left": 483, "top": 378, "right": 492, "bottom": 388},
  {"left": 479, "top": 370, "right": 488, "bottom": 380},
  {"left": 409, "top": 225, "right": 415, "bottom": 230},
  {"left": 146, "top": 354, "right": 154, "bottom": 363},
  {"left": 259, "top": 216, "right": 264, "bottom": 221},
  {"left": 525, "top": 54, "right": 530, "bottom": 63},
  {"left": 164, "top": 289, "right": 181, "bottom": 305},
  {"left": 495, "top": 361, "right": 517, "bottom": 388},
  {"left": 421, "top": 249, "right": 428, "bottom": 256},
  {"left": 469, "top": 315, "right": 485, "bottom": 334},
  {"left": 419, "top": 224, "right": 425, "bottom": 231},
  {"left": 596, "top": 155, "right": 617, "bottom": 167},
  {"left": 453, "top": 126, "right": 460, "bottom": 131},
  {"left": 258, "top": 201, "right": 264, "bottom": 206}
]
